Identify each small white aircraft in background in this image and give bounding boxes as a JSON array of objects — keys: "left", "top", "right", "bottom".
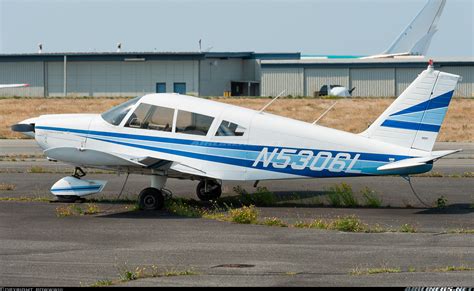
[
  {"left": 12, "top": 61, "right": 461, "bottom": 210},
  {"left": 0, "top": 84, "right": 29, "bottom": 89}
]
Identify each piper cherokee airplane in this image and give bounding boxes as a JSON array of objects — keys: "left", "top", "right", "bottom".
[{"left": 12, "top": 61, "right": 461, "bottom": 210}]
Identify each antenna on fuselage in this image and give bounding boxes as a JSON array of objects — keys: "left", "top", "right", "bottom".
[
  {"left": 258, "top": 90, "right": 286, "bottom": 114},
  {"left": 312, "top": 101, "right": 338, "bottom": 125}
]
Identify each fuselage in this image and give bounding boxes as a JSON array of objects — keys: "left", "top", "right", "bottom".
[{"left": 25, "top": 94, "right": 434, "bottom": 181}]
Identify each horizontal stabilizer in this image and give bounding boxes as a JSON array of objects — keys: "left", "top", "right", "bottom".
[{"left": 377, "top": 149, "right": 461, "bottom": 171}]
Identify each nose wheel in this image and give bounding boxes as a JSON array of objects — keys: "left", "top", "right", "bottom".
[
  {"left": 138, "top": 187, "right": 165, "bottom": 210},
  {"left": 196, "top": 180, "right": 222, "bottom": 201}
]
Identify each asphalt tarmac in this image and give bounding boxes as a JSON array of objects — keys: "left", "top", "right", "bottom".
[{"left": 0, "top": 140, "right": 473, "bottom": 286}]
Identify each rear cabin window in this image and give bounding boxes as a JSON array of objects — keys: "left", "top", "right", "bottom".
[
  {"left": 125, "top": 103, "right": 174, "bottom": 132},
  {"left": 215, "top": 120, "right": 246, "bottom": 137},
  {"left": 176, "top": 110, "right": 214, "bottom": 136}
]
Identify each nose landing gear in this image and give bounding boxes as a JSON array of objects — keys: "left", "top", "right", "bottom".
[{"left": 196, "top": 179, "right": 222, "bottom": 201}]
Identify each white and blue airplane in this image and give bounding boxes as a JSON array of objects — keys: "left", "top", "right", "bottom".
[{"left": 12, "top": 61, "right": 461, "bottom": 210}]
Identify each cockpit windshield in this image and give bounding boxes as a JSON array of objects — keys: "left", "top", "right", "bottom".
[{"left": 101, "top": 96, "right": 141, "bottom": 126}]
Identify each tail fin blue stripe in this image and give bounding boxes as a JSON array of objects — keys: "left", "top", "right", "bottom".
[
  {"left": 390, "top": 90, "right": 454, "bottom": 116},
  {"left": 381, "top": 120, "right": 440, "bottom": 132}
]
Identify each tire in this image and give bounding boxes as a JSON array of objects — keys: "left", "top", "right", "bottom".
[
  {"left": 56, "top": 195, "right": 80, "bottom": 203},
  {"left": 138, "top": 187, "right": 165, "bottom": 210},
  {"left": 196, "top": 180, "right": 222, "bottom": 201}
]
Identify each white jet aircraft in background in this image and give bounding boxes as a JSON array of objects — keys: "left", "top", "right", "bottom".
[
  {"left": 303, "top": 0, "right": 447, "bottom": 59},
  {"left": 12, "top": 61, "right": 461, "bottom": 210}
]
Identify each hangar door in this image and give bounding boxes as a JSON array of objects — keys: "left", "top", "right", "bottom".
[
  {"left": 350, "top": 68, "right": 395, "bottom": 97},
  {"left": 304, "top": 68, "right": 349, "bottom": 97}
]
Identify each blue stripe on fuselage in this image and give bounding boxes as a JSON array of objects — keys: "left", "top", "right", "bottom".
[{"left": 35, "top": 125, "right": 412, "bottom": 163}]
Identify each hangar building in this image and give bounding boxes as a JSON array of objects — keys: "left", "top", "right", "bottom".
[
  {"left": 0, "top": 52, "right": 473, "bottom": 98},
  {"left": 261, "top": 57, "right": 474, "bottom": 98},
  {"left": 0, "top": 52, "right": 299, "bottom": 97}
]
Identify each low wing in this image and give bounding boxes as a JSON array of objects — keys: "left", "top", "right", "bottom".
[
  {"left": 0, "top": 84, "right": 29, "bottom": 89},
  {"left": 377, "top": 149, "right": 461, "bottom": 171},
  {"left": 44, "top": 147, "right": 212, "bottom": 179}
]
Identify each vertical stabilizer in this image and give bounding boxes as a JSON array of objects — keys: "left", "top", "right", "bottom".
[
  {"left": 361, "top": 62, "right": 460, "bottom": 152},
  {"left": 384, "top": 0, "right": 446, "bottom": 56}
]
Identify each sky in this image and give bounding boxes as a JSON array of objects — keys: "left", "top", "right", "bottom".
[{"left": 0, "top": 0, "right": 473, "bottom": 57}]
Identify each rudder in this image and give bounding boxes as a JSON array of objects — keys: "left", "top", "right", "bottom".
[{"left": 361, "top": 62, "right": 460, "bottom": 152}]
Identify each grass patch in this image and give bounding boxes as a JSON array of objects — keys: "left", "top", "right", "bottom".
[
  {"left": 326, "top": 183, "right": 359, "bottom": 207},
  {"left": 261, "top": 217, "right": 288, "bottom": 227},
  {"left": 399, "top": 223, "right": 417, "bottom": 233},
  {"left": 330, "top": 215, "right": 365, "bottom": 232},
  {"left": 55, "top": 203, "right": 101, "bottom": 217},
  {"left": 228, "top": 205, "right": 259, "bottom": 224},
  {"left": 0, "top": 196, "right": 50, "bottom": 202},
  {"left": 28, "top": 166, "right": 47, "bottom": 173},
  {"left": 448, "top": 229, "right": 474, "bottom": 234},
  {"left": 432, "top": 265, "right": 474, "bottom": 272},
  {"left": 90, "top": 279, "right": 113, "bottom": 287},
  {"left": 0, "top": 183, "right": 16, "bottom": 191},
  {"left": 163, "top": 268, "right": 199, "bottom": 277},
  {"left": 350, "top": 266, "right": 402, "bottom": 276},
  {"left": 101, "top": 264, "right": 198, "bottom": 286},
  {"left": 165, "top": 198, "right": 203, "bottom": 218}
]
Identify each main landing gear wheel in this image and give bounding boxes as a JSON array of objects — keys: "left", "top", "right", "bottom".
[
  {"left": 196, "top": 180, "right": 222, "bottom": 201},
  {"left": 138, "top": 187, "right": 165, "bottom": 210}
]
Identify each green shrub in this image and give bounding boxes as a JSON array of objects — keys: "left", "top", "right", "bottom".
[
  {"left": 228, "top": 205, "right": 259, "bottom": 224},
  {"left": 327, "top": 183, "right": 358, "bottom": 207},
  {"left": 361, "top": 187, "right": 382, "bottom": 208},
  {"left": 436, "top": 196, "right": 448, "bottom": 209}
]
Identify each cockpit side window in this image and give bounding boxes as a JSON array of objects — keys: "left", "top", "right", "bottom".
[
  {"left": 147, "top": 106, "right": 174, "bottom": 132},
  {"left": 176, "top": 110, "right": 214, "bottom": 136},
  {"left": 101, "top": 96, "right": 140, "bottom": 126},
  {"left": 125, "top": 103, "right": 175, "bottom": 132},
  {"left": 125, "top": 103, "right": 152, "bottom": 129},
  {"left": 215, "top": 120, "right": 246, "bottom": 137}
]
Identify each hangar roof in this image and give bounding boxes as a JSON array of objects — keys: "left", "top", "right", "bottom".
[
  {"left": 261, "top": 57, "right": 474, "bottom": 68},
  {"left": 0, "top": 51, "right": 301, "bottom": 62}
]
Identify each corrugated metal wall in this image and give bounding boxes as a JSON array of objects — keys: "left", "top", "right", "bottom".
[
  {"left": 47, "top": 60, "right": 199, "bottom": 97},
  {"left": 395, "top": 68, "right": 420, "bottom": 96},
  {"left": 442, "top": 66, "right": 474, "bottom": 97},
  {"left": 0, "top": 62, "right": 44, "bottom": 97},
  {"left": 350, "top": 68, "right": 395, "bottom": 97},
  {"left": 305, "top": 68, "right": 349, "bottom": 96},
  {"left": 261, "top": 68, "right": 304, "bottom": 97}
]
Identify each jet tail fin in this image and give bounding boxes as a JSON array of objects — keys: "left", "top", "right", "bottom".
[
  {"left": 360, "top": 61, "right": 461, "bottom": 152},
  {"left": 384, "top": 0, "right": 446, "bottom": 56}
]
